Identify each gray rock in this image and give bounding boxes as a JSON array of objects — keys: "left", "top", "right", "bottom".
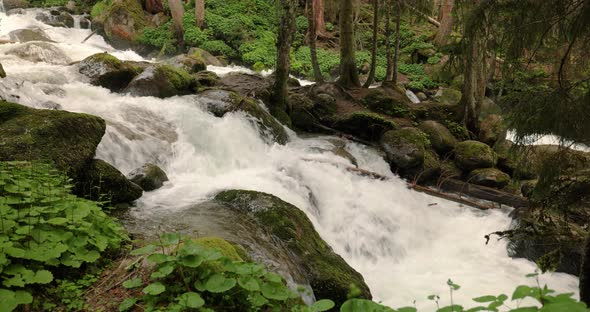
[
  {"left": 6, "top": 42, "right": 72, "bottom": 65},
  {"left": 78, "top": 17, "right": 91, "bottom": 29},
  {"left": 454, "top": 140, "right": 496, "bottom": 171},
  {"left": 467, "top": 168, "right": 511, "bottom": 189},
  {"left": 40, "top": 101, "right": 62, "bottom": 110},
  {"left": 9, "top": 28, "right": 54, "bottom": 43},
  {"left": 0, "top": 63, "right": 6, "bottom": 79},
  {"left": 78, "top": 53, "right": 138, "bottom": 92},
  {"left": 6, "top": 8, "right": 26, "bottom": 15},
  {"left": 419, "top": 120, "right": 457, "bottom": 154},
  {"left": 165, "top": 54, "right": 206, "bottom": 74},
  {"left": 380, "top": 127, "right": 428, "bottom": 169},
  {"left": 124, "top": 65, "right": 196, "bottom": 98},
  {"left": 2, "top": 0, "right": 30, "bottom": 10},
  {"left": 478, "top": 114, "right": 506, "bottom": 146},
  {"left": 127, "top": 163, "right": 169, "bottom": 191},
  {"left": 35, "top": 11, "right": 75, "bottom": 28}
]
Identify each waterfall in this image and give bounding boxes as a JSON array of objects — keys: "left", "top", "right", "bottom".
[{"left": 0, "top": 8, "right": 580, "bottom": 309}]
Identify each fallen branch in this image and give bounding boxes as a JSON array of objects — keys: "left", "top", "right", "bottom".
[
  {"left": 401, "top": 2, "right": 441, "bottom": 27},
  {"left": 81, "top": 29, "right": 98, "bottom": 44},
  {"left": 410, "top": 184, "right": 497, "bottom": 210}
]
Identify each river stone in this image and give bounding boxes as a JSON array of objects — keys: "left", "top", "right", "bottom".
[
  {"left": 467, "top": 168, "right": 511, "bottom": 188},
  {"left": 0, "top": 63, "right": 5, "bottom": 78},
  {"left": 188, "top": 47, "right": 226, "bottom": 66},
  {"left": 6, "top": 42, "right": 72, "bottom": 65},
  {"left": 0, "top": 101, "right": 105, "bottom": 179},
  {"left": 79, "top": 17, "right": 91, "bottom": 29},
  {"left": 333, "top": 112, "right": 397, "bottom": 142},
  {"left": 124, "top": 65, "right": 196, "bottom": 98},
  {"left": 214, "top": 190, "right": 372, "bottom": 306},
  {"left": 194, "top": 70, "right": 219, "bottom": 87},
  {"left": 9, "top": 28, "right": 54, "bottom": 43},
  {"left": 127, "top": 163, "right": 169, "bottom": 191},
  {"left": 35, "top": 11, "right": 75, "bottom": 28},
  {"left": 78, "top": 53, "right": 138, "bottom": 92},
  {"left": 100, "top": 0, "right": 148, "bottom": 42},
  {"left": 165, "top": 53, "right": 206, "bottom": 74},
  {"left": 380, "top": 127, "right": 429, "bottom": 169},
  {"left": 40, "top": 101, "right": 62, "bottom": 110},
  {"left": 6, "top": 8, "right": 26, "bottom": 15},
  {"left": 453, "top": 140, "right": 495, "bottom": 171},
  {"left": 478, "top": 114, "right": 505, "bottom": 146},
  {"left": 419, "top": 120, "right": 457, "bottom": 154},
  {"left": 77, "top": 159, "right": 143, "bottom": 204},
  {"left": 2, "top": 0, "right": 30, "bottom": 10},
  {"left": 434, "top": 88, "right": 462, "bottom": 105}
]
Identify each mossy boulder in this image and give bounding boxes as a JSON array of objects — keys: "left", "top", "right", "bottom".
[
  {"left": 165, "top": 53, "right": 206, "bottom": 74},
  {"left": 467, "top": 168, "right": 511, "bottom": 189},
  {"left": 191, "top": 237, "right": 244, "bottom": 262},
  {"left": 453, "top": 140, "right": 496, "bottom": 171},
  {"left": 333, "top": 112, "right": 397, "bottom": 141},
  {"left": 380, "top": 127, "right": 429, "bottom": 170},
  {"left": 77, "top": 159, "right": 143, "bottom": 204},
  {"left": 36, "top": 11, "right": 75, "bottom": 28},
  {"left": 214, "top": 190, "right": 371, "bottom": 306},
  {"left": 199, "top": 90, "right": 288, "bottom": 144},
  {"left": 6, "top": 42, "right": 72, "bottom": 65},
  {"left": 189, "top": 47, "right": 226, "bottom": 66},
  {"left": 433, "top": 88, "right": 462, "bottom": 106},
  {"left": 2, "top": 0, "right": 30, "bottom": 10},
  {"left": 362, "top": 88, "right": 411, "bottom": 118},
  {"left": 290, "top": 91, "right": 338, "bottom": 133},
  {"left": 124, "top": 65, "right": 196, "bottom": 98},
  {"left": 419, "top": 120, "right": 457, "bottom": 155},
  {"left": 0, "top": 101, "right": 105, "bottom": 179},
  {"left": 78, "top": 53, "right": 139, "bottom": 92},
  {"left": 478, "top": 114, "right": 506, "bottom": 146},
  {"left": 127, "top": 163, "right": 169, "bottom": 191},
  {"left": 194, "top": 70, "right": 220, "bottom": 87},
  {"left": 98, "top": 0, "right": 148, "bottom": 42}
]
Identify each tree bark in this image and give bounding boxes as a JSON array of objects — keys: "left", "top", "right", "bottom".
[
  {"left": 313, "top": 0, "right": 325, "bottom": 35},
  {"left": 392, "top": 0, "right": 401, "bottom": 84},
  {"left": 337, "top": 0, "right": 360, "bottom": 88},
  {"left": 145, "top": 0, "right": 164, "bottom": 14},
  {"left": 433, "top": 0, "right": 454, "bottom": 47},
  {"left": 308, "top": 0, "right": 324, "bottom": 82},
  {"left": 580, "top": 236, "right": 590, "bottom": 306},
  {"left": 195, "top": 0, "right": 205, "bottom": 28},
  {"left": 271, "top": 0, "right": 297, "bottom": 117},
  {"left": 384, "top": 0, "right": 393, "bottom": 81},
  {"left": 363, "top": 0, "right": 379, "bottom": 88},
  {"left": 168, "top": 0, "right": 185, "bottom": 48}
]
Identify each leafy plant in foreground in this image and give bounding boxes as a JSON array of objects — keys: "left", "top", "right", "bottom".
[
  {"left": 0, "top": 161, "right": 126, "bottom": 312},
  {"left": 120, "top": 233, "right": 334, "bottom": 312}
]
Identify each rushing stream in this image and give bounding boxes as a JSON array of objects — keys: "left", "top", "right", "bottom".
[{"left": 0, "top": 7, "right": 580, "bottom": 309}]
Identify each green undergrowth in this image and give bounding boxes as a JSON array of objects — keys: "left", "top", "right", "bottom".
[{"left": 0, "top": 161, "right": 127, "bottom": 312}]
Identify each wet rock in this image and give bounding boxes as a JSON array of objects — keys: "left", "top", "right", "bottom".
[
  {"left": 416, "top": 92, "right": 427, "bottom": 101},
  {"left": 194, "top": 70, "right": 220, "bottom": 87},
  {"left": 98, "top": 0, "right": 148, "bottom": 42},
  {"left": 8, "top": 28, "right": 54, "bottom": 43},
  {"left": 78, "top": 53, "right": 139, "bottom": 92},
  {"left": 124, "top": 65, "right": 196, "bottom": 98},
  {"left": 6, "top": 41, "right": 72, "bottom": 65},
  {"left": 77, "top": 159, "right": 143, "bottom": 204},
  {"left": 419, "top": 120, "right": 457, "bottom": 155},
  {"left": 165, "top": 53, "right": 206, "bottom": 74},
  {"left": 362, "top": 88, "right": 412, "bottom": 118},
  {"left": 0, "top": 101, "right": 105, "bottom": 180},
  {"left": 188, "top": 47, "right": 226, "bottom": 66},
  {"left": 127, "top": 163, "right": 169, "bottom": 191},
  {"left": 6, "top": 8, "right": 26, "bottom": 15},
  {"left": 78, "top": 17, "right": 91, "bottom": 29},
  {"left": 434, "top": 88, "right": 462, "bottom": 105},
  {"left": 0, "top": 63, "right": 5, "bottom": 78},
  {"left": 333, "top": 112, "right": 397, "bottom": 142},
  {"left": 35, "top": 11, "right": 75, "bottom": 28},
  {"left": 40, "top": 101, "right": 62, "bottom": 110},
  {"left": 467, "top": 168, "right": 511, "bottom": 189},
  {"left": 2, "top": 0, "right": 30, "bottom": 10},
  {"left": 380, "top": 127, "right": 429, "bottom": 170},
  {"left": 214, "top": 190, "right": 372, "bottom": 306},
  {"left": 453, "top": 140, "right": 495, "bottom": 171},
  {"left": 478, "top": 114, "right": 505, "bottom": 146}
]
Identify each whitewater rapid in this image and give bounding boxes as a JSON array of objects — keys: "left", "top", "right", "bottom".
[{"left": 0, "top": 8, "right": 579, "bottom": 309}]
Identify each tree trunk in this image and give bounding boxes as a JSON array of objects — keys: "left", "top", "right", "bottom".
[
  {"left": 145, "top": 0, "right": 164, "bottom": 14},
  {"left": 384, "top": 0, "right": 393, "bottom": 81},
  {"left": 580, "top": 236, "right": 590, "bottom": 306},
  {"left": 433, "top": 0, "right": 454, "bottom": 47},
  {"left": 392, "top": 1, "right": 401, "bottom": 84},
  {"left": 308, "top": 0, "right": 324, "bottom": 82},
  {"left": 337, "top": 0, "right": 360, "bottom": 88},
  {"left": 363, "top": 0, "right": 379, "bottom": 88},
  {"left": 313, "top": 0, "right": 325, "bottom": 35},
  {"left": 271, "top": 0, "right": 297, "bottom": 118},
  {"left": 168, "top": 0, "right": 185, "bottom": 48},
  {"left": 195, "top": 0, "right": 205, "bottom": 28}
]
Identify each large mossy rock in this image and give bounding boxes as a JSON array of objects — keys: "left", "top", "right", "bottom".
[
  {"left": 98, "top": 0, "right": 148, "bottom": 42},
  {"left": 0, "top": 101, "right": 105, "bottom": 179},
  {"left": 188, "top": 47, "right": 226, "bottom": 66},
  {"left": 380, "top": 127, "right": 429, "bottom": 170},
  {"left": 467, "top": 168, "right": 511, "bottom": 189},
  {"left": 419, "top": 120, "right": 457, "bottom": 155},
  {"left": 362, "top": 88, "right": 411, "bottom": 118},
  {"left": 165, "top": 53, "right": 206, "bottom": 74},
  {"left": 478, "top": 114, "right": 506, "bottom": 146},
  {"left": 214, "top": 190, "right": 371, "bottom": 305},
  {"left": 199, "top": 89, "right": 288, "bottom": 144},
  {"left": 78, "top": 53, "right": 139, "bottom": 92},
  {"left": 433, "top": 88, "right": 462, "bottom": 105},
  {"left": 2, "top": 0, "right": 30, "bottom": 10},
  {"left": 6, "top": 42, "right": 72, "bottom": 65},
  {"left": 194, "top": 70, "right": 220, "bottom": 88},
  {"left": 453, "top": 140, "right": 496, "bottom": 171},
  {"left": 333, "top": 112, "right": 397, "bottom": 141},
  {"left": 124, "top": 65, "right": 196, "bottom": 98},
  {"left": 77, "top": 159, "right": 143, "bottom": 204},
  {"left": 127, "top": 163, "right": 169, "bottom": 191}
]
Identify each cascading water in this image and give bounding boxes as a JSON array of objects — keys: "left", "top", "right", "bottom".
[{"left": 0, "top": 8, "right": 580, "bottom": 309}]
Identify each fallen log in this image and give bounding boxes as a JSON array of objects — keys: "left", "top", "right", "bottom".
[
  {"left": 410, "top": 184, "right": 497, "bottom": 210},
  {"left": 438, "top": 178, "right": 529, "bottom": 208}
]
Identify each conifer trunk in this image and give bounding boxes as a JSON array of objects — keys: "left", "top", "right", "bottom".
[
  {"left": 195, "top": 0, "right": 205, "bottom": 28},
  {"left": 434, "top": 0, "right": 454, "bottom": 47},
  {"left": 363, "top": 0, "right": 379, "bottom": 88},
  {"left": 313, "top": 0, "right": 325, "bottom": 35},
  {"left": 392, "top": 1, "right": 401, "bottom": 84},
  {"left": 308, "top": 0, "right": 324, "bottom": 82},
  {"left": 168, "top": 0, "right": 185, "bottom": 48},
  {"left": 337, "top": 0, "right": 360, "bottom": 88},
  {"left": 271, "top": 0, "right": 297, "bottom": 118},
  {"left": 384, "top": 0, "right": 393, "bottom": 81}
]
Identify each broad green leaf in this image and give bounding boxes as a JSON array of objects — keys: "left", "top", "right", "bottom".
[
  {"left": 265, "top": 272, "right": 283, "bottom": 283},
  {"left": 260, "top": 282, "right": 291, "bottom": 301},
  {"left": 122, "top": 278, "right": 143, "bottom": 289},
  {"left": 130, "top": 244, "right": 158, "bottom": 256},
  {"left": 179, "top": 254, "right": 203, "bottom": 268},
  {"left": 472, "top": 295, "right": 496, "bottom": 303},
  {"left": 147, "top": 253, "right": 175, "bottom": 264},
  {"left": 437, "top": 305, "right": 464, "bottom": 312},
  {"left": 238, "top": 276, "right": 260, "bottom": 291},
  {"left": 150, "top": 263, "right": 176, "bottom": 279},
  {"left": 176, "top": 292, "right": 205, "bottom": 308},
  {"left": 14, "top": 290, "right": 32, "bottom": 305},
  {"left": 0, "top": 288, "right": 18, "bottom": 312},
  {"left": 205, "top": 274, "right": 236, "bottom": 293},
  {"left": 143, "top": 282, "right": 166, "bottom": 295},
  {"left": 311, "top": 299, "right": 335, "bottom": 312},
  {"left": 398, "top": 308, "right": 418, "bottom": 312},
  {"left": 31, "top": 270, "right": 53, "bottom": 284},
  {"left": 541, "top": 302, "right": 588, "bottom": 312},
  {"left": 339, "top": 299, "right": 395, "bottom": 312},
  {"left": 118, "top": 298, "right": 137, "bottom": 312},
  {"left": 159, "top": 233, "right": 181, "bottom": 246},
  {"left": 46, "top": 217, "right": 68, "bottom": 225},
  {"left": 248, "top": 292, "right": 269, "bottom": 307},
  {"left": 509, "top": 307, "right": 539, "bottom": 312},
  {"left": 513, "top": 286, "right": 535, "bottom": 300}
]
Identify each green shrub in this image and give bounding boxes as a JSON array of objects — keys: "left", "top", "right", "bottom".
[
  {"left": 137, "top": 22, "right": 177, "bottom": 54},
  {"left": 183, "top": 12, "right": 211, "bottom": 47},
  {"left": 239, "top": 31, "right": 276, "bottom": 67},
  {"left": 120, "top": 234, "right": 335, "bottom": 312},
  {"left": 0, "top": 161, "right": 126, "bottom": 312},
  {"left": 201, "top": 40, "right": 238, "bottom": 58},
  {"left": 90, "top": 0, "right": 110, "bottom": 18},
  {"left": 296, "top": 15, "right": 309, "bottom": 33}
]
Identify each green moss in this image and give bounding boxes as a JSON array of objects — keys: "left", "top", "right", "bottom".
[
  {"left": 363, "top": 89, "right": 411, "bottom": 118},
  {"left": 435, "top": 88, "right": 462, "bottom": 106},
  {"left": 77, "top": 159, "right": 143, "bottom": 204},
  {"left": 454, "top": 140, "right": 496, "bottom": 171},
  {"left": 333, "top": 112, "right": 397, "bottom": 141},
  {"left": 155, "top": 65, "right": 195, "bottom": 91},
  {"left": 108, "top": 0, "right": 147, "bottom": 32},
  {"left": 214, "top": 190, "right": 371, "bottom": 305},
  {"left": 192, "top": 237, "right": 243, "bottom": 261},
  {"left": 228, "top": 92, "right": 289, "bottom": 144},
  {"left": 90, "top": 0, "right": 110, "bottom": 19}
]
